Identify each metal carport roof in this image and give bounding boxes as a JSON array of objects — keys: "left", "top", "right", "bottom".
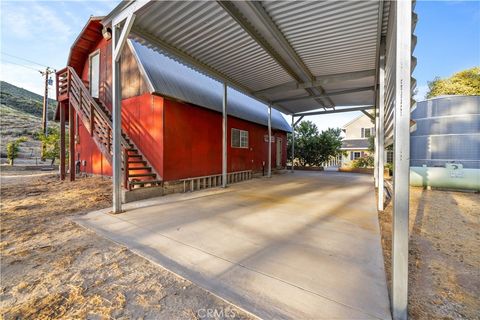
[{"left": 103, "top": 0, "right": 393, "bottom": 115}]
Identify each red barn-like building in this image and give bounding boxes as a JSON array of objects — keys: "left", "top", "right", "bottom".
[{"left": 56, "top": 17, "right": 291, "bottom": 198}]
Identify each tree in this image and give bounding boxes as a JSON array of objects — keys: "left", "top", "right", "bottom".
[
  {"left": 37, "top": 127, "right": 60, "bottom": 165},
  {"left": 6, "top": 137, "right": 27, "bottom": 165},
  {"left": 317, "top": 128, "right": 344, "bottom": 164},
  {"left": 287, "top": 121, "right": 343, "bottom": 167},
  {"left": 426, "top": 67, "right": 480, "bottom": 99}
]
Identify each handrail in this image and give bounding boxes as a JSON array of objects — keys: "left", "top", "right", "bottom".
[{"left": 63, "top": 66, "right": 129, "bottom": 149}]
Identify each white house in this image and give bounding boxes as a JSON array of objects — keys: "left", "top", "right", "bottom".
[{"left": 340, "top": 114, "right": 374, "bottom": 167}]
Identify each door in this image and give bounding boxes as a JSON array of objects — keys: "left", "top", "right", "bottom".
[
  {"left": 276, "top": 137, "right": 282, "bottom": 168},
  {"left": 89, "top": 51, "right": 100, "bottom": 98}
]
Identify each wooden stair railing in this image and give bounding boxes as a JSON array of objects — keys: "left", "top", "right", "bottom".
[{"left": 56, "top": 67, "right": 162, "bottom": 190}]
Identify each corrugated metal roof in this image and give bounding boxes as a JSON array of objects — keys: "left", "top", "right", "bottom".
[
  {"left": 128, "top": 39, "right": 292, "bottom": 132},
  {"left": 105, "top": 0, "right": 393, "bottom": 115}
]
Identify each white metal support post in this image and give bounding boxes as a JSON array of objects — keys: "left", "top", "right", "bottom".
[
  {"left": 222, "top": 83, "right": 228, "bottom": 188},
  {"left": 374, "top": 109, "right": 379, "bottom": 188},
  {"left": 112, "top": 14, "right": 135, "bottom": 214},
  {"left": 392, "top": 1, "right": 412, "bottom": 319},
  {"left": 291, "top": 115, "right": 294, "bottom": 172},
  {"left": 112, "top": 24, "right": 122, "bottom": 213},
  {"left": 267, "top": 106, "right": 272, "bottom": 178},
  {"left": 378, "top": 47, "right": 385, "bottom": 212}
]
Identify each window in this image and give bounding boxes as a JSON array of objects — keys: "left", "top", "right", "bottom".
[
  {"left": 362, "top": 127, "right": 373, "bottom": 138},
  {"left": 387, "top": 150, "right": 394, "bottom": 163},
  {"left": 351, "top": 151, "right": 362, "bottom": 160},
  {"left": 231, "top": 128, "right": 248, "bottom": 148}
]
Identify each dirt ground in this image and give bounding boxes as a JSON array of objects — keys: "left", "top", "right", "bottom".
[
  {"left": 378, "top": 187, "right": 480, "bottom": 319},
  {"left": 0, "top": 171, "right": 254, "bottom": 320}
]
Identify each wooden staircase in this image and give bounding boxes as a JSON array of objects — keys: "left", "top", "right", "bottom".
[{"left": 56, "top": 67, "right": 162, "bottom": 190}]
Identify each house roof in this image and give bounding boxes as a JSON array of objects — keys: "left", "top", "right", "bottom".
[
  {"left": 67, "top": 16, "right": 104, "bottom": 75},
  {"left": 341, "top": 139, "right": 370, "bottom": 150},
  {"left": 342, "top": 113, "right": 372, "bottom": 129},
  {"left": 129, "top": 39, "right": 292, "bottom": 132}
]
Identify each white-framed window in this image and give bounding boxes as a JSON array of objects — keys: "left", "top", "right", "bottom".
[
  {"left": 232, "top": 128, "right": 248, "bottom": 148},
  {"left": 361, "top": 127, "right": 373, "bottom": 138},
  {"left": 350, "top": 151, "right": 362, "bottom": 160}
]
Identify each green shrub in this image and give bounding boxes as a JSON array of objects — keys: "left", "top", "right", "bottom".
[
  {"left": 351, "top": 155, "right": 374, "bottom": 168},
  {"left": 6, "top": 137, "right": 27, "bottom": 165}
]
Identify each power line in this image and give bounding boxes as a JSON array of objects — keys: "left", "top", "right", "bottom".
[
  {"left": 1, "top": 52, "right": 49, "bottom": 68},
  {"left": 1, "top": 59, "right": 42, "bottom": 72}
]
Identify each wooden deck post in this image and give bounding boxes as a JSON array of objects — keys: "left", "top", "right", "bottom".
[
  {"left": 69, "top": 102, "right": 75, "bottom": 181},
  {"left": 59, "top": 102, "right": 66, "bottom": 180}
]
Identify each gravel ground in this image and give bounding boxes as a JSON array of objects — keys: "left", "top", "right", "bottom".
[
  {"left": 378, "top": 187, "right": 480, "bottom": 319},
  {"left": 0, "top": 171, "right": 254, "bottom": 320}
]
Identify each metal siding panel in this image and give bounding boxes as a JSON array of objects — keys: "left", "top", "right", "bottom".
[{"left": 130, "top": 40, "right": 292, "bottom": 132}]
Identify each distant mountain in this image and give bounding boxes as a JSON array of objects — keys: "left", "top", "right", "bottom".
[{"left": 0, "top": 81, "right": 56, "bottom": 120}]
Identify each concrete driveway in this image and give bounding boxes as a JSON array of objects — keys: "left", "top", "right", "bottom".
[{"left": 76, "top": 171, "right": 391, "bottom": 319}]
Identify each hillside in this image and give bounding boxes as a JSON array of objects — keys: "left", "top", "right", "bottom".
[
  {"left": 0, "top": 81, "right": 59, "bottom": 162},
  {"left": 0, "top": 81, "right": 56, "bottom": 119}
]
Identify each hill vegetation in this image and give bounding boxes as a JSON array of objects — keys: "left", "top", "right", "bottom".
[
  {"left": 0, "top": 81, "right": 59, "bottom": 161},
  {"left": 0, "top": 81, "right": 56, "bottom": 119}
]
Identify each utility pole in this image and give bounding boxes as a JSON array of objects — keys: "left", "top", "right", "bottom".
[{"left": 39, "top": 67, "right": 55, "bottom": 136}]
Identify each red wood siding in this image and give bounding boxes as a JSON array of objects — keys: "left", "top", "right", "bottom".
[
  {"left": 163, "top": 99, "right": 287, "bottom": 181},
  {"left": 81, "top": 37, "right": 112, "bottom": 111},
  {"left": 74, "top": 111, "right": 112, "bottom": 176},
  {"left": 122, "top": 94, "right": 164, "bottom": 178}
]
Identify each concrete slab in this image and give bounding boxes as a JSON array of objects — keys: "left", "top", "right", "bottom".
[{"left": 75, "top": 171, "right": 391, "bottom": 320}]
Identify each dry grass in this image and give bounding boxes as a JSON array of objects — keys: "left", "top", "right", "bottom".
[
  {"left": 0, "top": 172, "right": 253, "bottom": 319},
  {"left": 378, "top": 187, "right": 480, "bottom": 319}
]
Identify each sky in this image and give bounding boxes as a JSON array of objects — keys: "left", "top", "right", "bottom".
[{"left": 1, "top": 0, "right": 479, "bottom": 131}]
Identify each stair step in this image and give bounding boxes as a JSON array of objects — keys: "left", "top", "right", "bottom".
[
  {"left": 129, "top": 173, "right": 156, "bottom": 178},
  {"left": 128, "top": 166, "right": 151, "bottom": 171},
  {"left": 128, "top": 160, "right": 147, "bottom": 164},
  {"left": 128, "top": 154, "right": 142, "bottom": 158}
]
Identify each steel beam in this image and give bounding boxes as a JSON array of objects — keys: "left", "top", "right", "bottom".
[
  {"left": 272, "top": 86, "right": 375, "bottom": 104},
  {"left": 362, "top": 110, "right": 375, "bottom": 121},
  {"left": 374, "top": 108, "right": 379, "bottom": 188},
  {"left": 254, "top": 69, "right": 376, "bottom": 96},
  {"left": 113, "top": 14, "right": 136, "bottom": 62},
  {"left": 293, "top": 115, "right": 304, "bottom": 127},
  {"left": 246, "top": 1, "right": 335, "bottom": 108},
  {"left": 392, "top": 1, "right": 412, "bottom": 319},
  {"left": 106, "top": 0, "right": 149, "bottom": 27},
  {"left": 373, "top": 0, "right": 385, "bottom": 100},
  {"left": 294, "top": 106, "right": 374, "bottom": 117},
  {"left": 222, "top": 83, "right": 228, "bottom": 188},
  {"left": 267, "top": 105, "right": 272, "bottom": 178},
  {"left": 291, "top": 115, "right": 295, "bottom": 172},
  {"left": 378, "top": 46, "right": 385, "bottom": 211},
  {"left": 112, "top": 22, "right": 128, "bottom": 213},
  {"left": 217, "top": 1, "right": 331, "bottom": 109}
]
